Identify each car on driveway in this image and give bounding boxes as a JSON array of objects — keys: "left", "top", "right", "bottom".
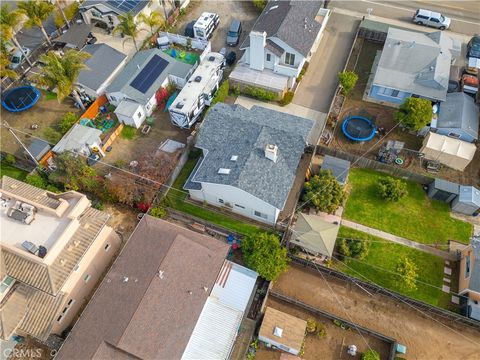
[
  {"left": 413, "top": 9, "right": 451, "bottom": 30},
  {"left": 9, "top": 47, "right": 31, "bottom": 69},
  {"left": 467, "top": 35, "right": 480, "bottom": 59},
  {"left": 226, "top": 19, "right": 242, "bottom": 46}
]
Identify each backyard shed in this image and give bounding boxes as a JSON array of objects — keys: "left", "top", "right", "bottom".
[
  {"left": 115, "top": 100, "right": 144, "bottom": 128},
  {"left": 420, "top": 132, "right": 476, "bottom": 171},
  {"left": 26, "top": 139, "right": 51, "bottom": 162},
  {"left": 53, "top": 124, "right": 103, "bottom": 157},
  {"left": 451, "top": 186, "right": 480, "bottom": 215},
  {"left": 290, "top": 213, "right": 339, "bottom": 258},
  {"left": 427, "top": 178, "right": 459, "bottom": 203},
  {"left": 259, "top": 307, "right": 307, "bottom": 356},
  {"left": 321, "top": 155, "right": 351, "bottom": 185}
]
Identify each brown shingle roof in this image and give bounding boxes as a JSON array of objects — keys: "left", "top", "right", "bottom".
[{"left": 57, "top": 216, "right": 230, "bottom": 360}]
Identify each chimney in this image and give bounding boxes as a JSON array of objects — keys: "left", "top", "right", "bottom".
[
  {"left": 265, "top": 144, "right": 278, "bottom": 163},
  {"left": 249, "top": 31, "right": 266, "bottom": 71}
]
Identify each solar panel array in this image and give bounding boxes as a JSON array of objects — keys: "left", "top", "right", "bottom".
[
  {"left": 107, "top": 0, "right": 143, "bottom": 13},
  {"left": 130, "top": 55, "right": 169, "bottom": 94}
]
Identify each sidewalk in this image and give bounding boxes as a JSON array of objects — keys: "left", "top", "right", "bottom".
[{"left": 341, "top": 219, "right": 458, "bottom": 260}]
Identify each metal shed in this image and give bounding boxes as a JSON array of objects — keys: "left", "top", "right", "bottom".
[
  {"left": 26, "top": 139, "right": 51, "bottom": 161},
  {"left": 321, "top": 155, "right": 351, "bottom": 185},
  {"left": 451, "top": 186, "right": 480, "bottom": 215},
  {"left": 427, "top": 178, "right": 459, "bottom": 203}
]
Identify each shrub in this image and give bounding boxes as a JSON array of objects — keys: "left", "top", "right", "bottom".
[
  {"left": 394, "top": 97, "right": 432, "bottom": 131},
  {"left": 279, "top": 91, "right": 294, "bottom": 106},
  {"left": 211, "top": 80, "right": 229, "bottom": 106},
  {"left": 25, "top": 174, "right": 48, "bottom": 189},
  {"left": 306, "top": 318, "right": 317, "bottom": 333},
  {"left": 243, "top": 86, "right": 277, "bottom": 101},
  {"left": 303, "top": 170, "right": 346, "bottom": 214},
  {"left": 337, "top": 237, "right": 370, "bottom": 260},
  {"left": 150, "top": 206, "right": 167, "bottom": 218},
  {"left": 4, "top": 153, "right": 16, "bottom": 165},
  {"left": 362, "top": 349, "right": 381, "bottom": 360},
  {"left": 378, "top": 177, "right": 408, "bottom": 201},
  {"left": 316, "top": 323, "right": 327, "bottom": 339},
  {"left": 59, "top": 112, "right": 78, "bottom": 134},
  {"left": 252, "top": 0, "right": 267, "bottom": 11},
  {"left": 91, "top": 199, "right": 104, "bottom": 210},
  {"left": 396, "top": 257, "right": 418, "bottom": 290},
  {"left": 121, "top": 125, "right": 137, "bottom": 140},
  {"left": 338, "top": 71, "right": 358, "bottom": 96}
]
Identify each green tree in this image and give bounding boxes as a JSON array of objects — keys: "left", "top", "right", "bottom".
[
  {"left": 394, "top": 97, "right": 432, "bottom": 130},
  {"left": 396, "top": 257, "right": 418, "bottom": 290},
  {"left": 59, "top": 112, "right": 78, "bottom": 134},
  {"left": 25, "top": 173, "right": 48, "bottom": 189},
  {"left": 149, "top": 206, "right": 167, "bottom": 218},
  {"left": 0, "top": 4, "right": 32, "bottom": 66},
  {"left": 337, "top": 237, "right": 370, "bottom": 260},
  {"left": 113, "top": 12, "right": 144, "bottom": 51},
  {"left": 338, "top": 71, "right": 358, "bottom": 96},
  {"left": 18, "top": 0, "right": 56, "bottom": 46},
  {"left": 303, "top": 170, "right": 346, "bottom": 214},
  {"left": 138, "top": 11, "right": 163, "bottom": 35},
  {"left": 378, "top": 176, "right": 408, "bottom": 202},
  {"left": 242, "top": 232, "right": 288, "bottom": 281},
  {"left": 362, "top": 349, "right": 380, "bottom": 360},
  {"left": 0, "top": 45, "right": 18, "bottom": 79},
  {"left": 54, "top": 1, "right": 78, "bottom": 29},
  {"left": 34, "top": 49, "right": 91, "bottom": 110}
]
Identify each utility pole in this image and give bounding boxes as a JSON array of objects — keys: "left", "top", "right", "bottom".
[{"left": 2, "top": 122, "right": 40, "bottom": 167}]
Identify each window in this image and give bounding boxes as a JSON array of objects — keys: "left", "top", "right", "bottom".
[
  {"left": 430, "top": 17, "right": 439, "bottom": 23},
  {"left": 285, "top": 52, "right": 295, "bottom": 66},
  {"left": 0, "top": 276, "right": 14, "bottom": 294},
  {"left": 266, "top": 53, "right": 271, "bottom": 62},
  {"left": 105, "top": 243, "right": 111, "bottom": 251},
  {"left": 84, "top": 274, "right": 91, "bottom": 283},
  {"left": 110, "top": 95, "right": 117, "bottom": 102},
  {"left": 218, "top": 199, "right": 224, "bottom": 204},
  {"left": 137, "top": 112, "right": 142, "bottom": 119},
  {"left": 379, "top": 87, "right": 401, "bottom": 98},
  {"left": 465, "top": 255, "right": 471, "bottom": 278},
  {"left": 235, "top": 204, "right": 245, "bottom": 209},
  {"left": 67, "top": 299, "right": 75, "bottom": 306},
  {"left": 448, "top": 132, "right": 461, "bottom": 139},
  {"left": 254, "top": 211, "right": 268, "bottom": 220},
  {"left": 57, "top": 315, "right": 63, "bottom": 322},
  {"left": 73, "top": 264, "right": 80, "bottom": 272}
]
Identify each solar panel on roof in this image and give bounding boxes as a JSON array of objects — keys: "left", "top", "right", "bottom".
[
  {"left": 129, "top": 54, "right": 169, "bottom": 94},
  {"left": 107, "top": 0, "right": 142, "bottom": 12}
]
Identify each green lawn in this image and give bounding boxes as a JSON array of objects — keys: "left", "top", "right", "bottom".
[
  {"left": 334, "top": 227, "right": 454, "bottom": 309},
  {"left": 163, "top": 150, "right": 264, "bottom": 236},
  {"left": 344, "top": 168, "right": 472, "bottom": 244},
  {"left": 0, "top": 162, "right": 28, "bottom": 181}
]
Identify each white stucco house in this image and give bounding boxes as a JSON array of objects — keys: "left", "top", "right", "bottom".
[
  {"left": 184, "top": 103, "right": 314, "bottom": 225},
  {"left": 230, "top": 0, "right": 330, "bottom": 94},
  {"left": 79, "top": 0, "right": 151, "bottom": 29},
  {"left": 106, "top": 49, "right": 194, "bottom": 128}
]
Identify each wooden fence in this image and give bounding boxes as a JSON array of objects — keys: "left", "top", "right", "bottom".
[
  {"left": 79, "top": 95, "right": 108, "bottom": 121},
  {"left": 101, "top": 123, "right": 124, "bottom": 152}
]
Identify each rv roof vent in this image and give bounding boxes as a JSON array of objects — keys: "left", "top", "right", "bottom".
[
  {"left": 273, "top": 327, "right": 283, "bottom": 337},
  {"left": 208, "top": 56, "right": 216, "bottom": 61},
  {"left": 230, "top": 155, "right": 238, "bottom": 161},
  {"left": 176, "top": 102, "right": 184, "bottom": 109},
  {"left": 218, "top": 168, "right": 231, "bottom": 175},
  {"left": 194, "top": 76, "right": 202, "bottom": 82}
]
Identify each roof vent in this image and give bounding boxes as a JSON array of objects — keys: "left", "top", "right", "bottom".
[
  {"left": 218, "top": 168, "right": 231, "bottom": 175},
  {"left": 176, "top": 102, "right": 184, "bottom": 109},
  {"left": 265, "top": 144, "right": 278, "bottom": 163},
  {"left": 203, "top": 286, "right": 209, "bottom": 292},
  {"left": 273, "top": 327, "right": 283, "bottom": 337},
  {"left": 60, "top": 259, "right": 67, "bottom": 266},
  {"left": 208, "top": 56, "right": 216, "bottom": 61},
  {"left": 194, "top": 76, "right": 202, "bottom": 82},
  {"left": 230, "top": 155, "right": 238, "bottom": 161}
]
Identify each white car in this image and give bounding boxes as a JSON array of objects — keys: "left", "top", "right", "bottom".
[
  {"left": 9, "top": 47, "right": 31, "bottom": 69},
  {"left": 413, "top": 9, "right": 451, "bottom": 30}
]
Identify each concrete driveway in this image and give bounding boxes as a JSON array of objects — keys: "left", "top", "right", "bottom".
[{"left": 292, "top": 12, "right": 359, "bottom": 113}]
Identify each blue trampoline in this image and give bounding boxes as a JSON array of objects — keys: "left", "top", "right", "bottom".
[
  {"left": 2, "top": 86, "right": 41, "bottom": 112},
  {"left": 341, "top": 116, "right": 376, "bottom": 142}
]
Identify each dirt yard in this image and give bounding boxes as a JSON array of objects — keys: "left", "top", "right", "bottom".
[
  {"left": 256, "top": 297, "right": 392, "bottom": 360},
  {"left": 272, "top": 265, "right": 480, "bottom": 360}
]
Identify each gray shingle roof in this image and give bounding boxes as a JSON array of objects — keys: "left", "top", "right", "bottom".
[
  {"left": 437, "top": 92, "right": 479, "bottom": 140},
  {"left": 106, "top": 49, "right": 193, "bottom": 104},
  {"left": 81, "top": 0, "right": 149, "bottom": 16},
  {"left": 373, "top": 28, "right": 453, "bottom": 101},
  {"left": 52, "top": 23, "right": 93, "bottom": 49},
  {"left": 77, "top": 44, "right": 127, "bottom": 92},
  {"left": 321, "top": 155, "right": 350, "bottom": 185},
  {"left": 240, "top": 0, "right": 323, "bottom": 57},
  {"left": 189, "top": 103, "right": 313, "bottom": 210}
]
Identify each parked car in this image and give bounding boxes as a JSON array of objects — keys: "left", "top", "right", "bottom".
[
  {"left": 9, "top": 47, "right": 31, "bottom": 69},
  {"left": 413, "top": 9, "right": 451, "bottom": 30},
  {"left": 226, "top": 51, "right": 237, "bottom": 66},
  {"left": 467, "top": 35, "right": 480, "bottom": 59},
  {"left": 226, "top": 19, "right": 242, "bottom": 46},
  {"left": 466, "top": 57, "right": 479, "bottom": 76},
  {"left": 87, "top": 153, "right": 100, "bottom": 166},
  {"left": 184, "top": 21, "right": 195, "bottom": 38},
  {"left": 461, "top": 74, "right": 478, "bottom": 97}
]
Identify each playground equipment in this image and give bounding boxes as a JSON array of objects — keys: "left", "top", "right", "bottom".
[{"left": 2, "top": 86, "right": 40, "bottom": 112}]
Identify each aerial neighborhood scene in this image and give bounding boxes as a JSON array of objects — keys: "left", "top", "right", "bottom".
[{"left": 2, "top": 0, "right": 480, "bottom": 359}]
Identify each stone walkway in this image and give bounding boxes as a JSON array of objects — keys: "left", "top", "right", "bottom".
[{"left": 341, "top": 219, "right": 458, "bottom": 261}]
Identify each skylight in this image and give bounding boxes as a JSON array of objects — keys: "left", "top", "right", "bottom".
[{"left": 218, "top": 168, "right": 231, "bottom": 175}]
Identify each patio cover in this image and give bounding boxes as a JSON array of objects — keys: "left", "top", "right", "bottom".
[
  {"left": 420, "top": 132, "right": 476, "bottom": 171},
  {"left": 230, "top": 63, "right": 288, "bottom": 92},
  {"left": 290, "top": 213, "right": 339, "bottom": 257}
]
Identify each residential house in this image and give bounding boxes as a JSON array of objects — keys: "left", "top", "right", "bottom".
[
  {"left": 77, "top": 43, "right": 127, "bottom": 99},
  {"left": 431, "top": 92, "right": 479, "bottom": 143},
  {"left": 56, "top": 216, "right": 258, "bottom": 360},
  {"left": 258, "top": 306, "right": 307, "bottom": 356},
  {"left": 0, "top": 176, "right": 120, "bottom": 343},
  {"left": 79, "top": 0, "right": 151, "bottom": 29},
  {"left": 321, "top": 155, "right": 351, "bottom": 186},
  {"left": 106, "top": 49, "right": 194, "bottom": 128},
  {"left": 230, "top": 0, "right": 330, "bottom": 95},
  {"left": 184, "top": 103, "right": 314, "bottom": 225},
  {"left": 459, "top": 236, "right": 480, "bottom": 321},
  {"left": 52, "top": 22, "right": 94, "bottom": 50},
  {"left": 368, "top": 27, "right": 459, "bottom": 106},
  {"left": 53, "top": 124, "right": 104, "bottom": 157}
]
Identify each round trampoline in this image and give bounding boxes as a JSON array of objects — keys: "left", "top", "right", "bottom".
[
  {"left": 2, "top": 86, "right": 41, "bottom": 112},
  {"left": 341, "top": 116, "right": 376, "bottom": 142}
]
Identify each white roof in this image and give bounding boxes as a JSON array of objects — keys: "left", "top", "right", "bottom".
[
  {"left": 210, "top": 261, "right": 258, "bottom": 313},
  {"left": 194, "top": 12, "right": 217, "bottom": 30},
  {"left": 114, "top": 99, "right": 142, "bottom": 117},
  {"left": 53, "top": 124, "right": 102, "bottom": 154},
  {"left": 169, "top": 52, "right": 224, "bottom": 115},
  {"left": 181, "top": 297, "right": 242, "bottom": 360}
]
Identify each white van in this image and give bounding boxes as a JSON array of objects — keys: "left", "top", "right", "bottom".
[
  {"left": 413, "top": 9, "right": 451, "bottom": 30},
  {"left": 193, "top": 12, "right": 220, "bottom": 40}
]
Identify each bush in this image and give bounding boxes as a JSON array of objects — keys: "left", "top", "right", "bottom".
[
  {"left": 306, "top": 318, "right": 317, "bottom": 333},
  {"left": 150, "top": 206, "right": 167, "bottom": 218},
  {"left": 338, "top": 71, "right": 358, "bottom": 96},
  {"left": 394, "top": 97, "right": 432, "bottom": 131},
  {"left": 121, "top": 125, "right": 137, "bottom": 140},
  {"left": 279, "top": 91, "right": 294, "bottom": 106},
  {"left": 337, "top": 237, "right": 370, "bottom": 260},
  {"left": 303, "top": 170, "right": 346, "bottom": 214},
  {"left": 211, "top": 80, "right": 229, "bottom": 106},
  {"left": 43, "top": 128, "right": 62, "bottom": 144},
  {"left": 232, "top": 84, "right": 241, "bottom": 96},
  {"left": 252, "top": 0, "right": 267, "bottom": 11},
  {"left": 396, "top": 257, "right": 418, "bottom": 290},
  {"left": 4, "top": 153, "right": 16, "bottom": 165},
  {"left": 362, "top": 349, "right": 381, "bottom": 360},
  {"left": 91, "top": 199, "right": 104, "bottom": 210},
  {"left": 316, "top": 323, "right": 327, "bottom": 339},
  {"left": 378, "top": 177, "right": 408, "bottom": 201},
  {"left": 25, "top": 174, "right": 48, "bottom": 189},
  {"left": 243, "top": 86, "right": 277, "bottom": 101},
  {"left": 59, "top": 112, "right": 78, "bottom": 134}
]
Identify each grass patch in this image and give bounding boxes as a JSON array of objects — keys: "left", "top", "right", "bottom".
[
  {"left": 0, "top": 162, "right": 28, "bottom": 181},
  {"left": 42, "top": 90, "right": 57, "bottom": 100},
  {"left": 344, "top": 168, "right": 472, "bottom": 244},
  {"left": 334, "top": 227, "right": 454, "bottom": 309},
  {"left": 120, "top": 125, "right": 137, "bottom": 140},
  {"left": 163, "top": 149, "right": 264, "bottom": 236}
]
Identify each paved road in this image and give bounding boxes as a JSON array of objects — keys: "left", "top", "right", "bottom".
[
  {"left": 331, "top": 0, "right": 480, "bottom": 36},
  {"left": 341, "top": 219, "right": 459, "bottom": 260},
  {"left": 293, "top": 12, "right": 359, "bottom": 113}
]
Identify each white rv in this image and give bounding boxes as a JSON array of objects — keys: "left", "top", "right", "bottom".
[
  {"left": 169, "top": 52, "right": 225, "bottom": 129},
  {"left": 193, "top": 12, "right": 220, "bottom": 40}
]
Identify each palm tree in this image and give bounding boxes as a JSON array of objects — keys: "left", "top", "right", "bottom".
[
  {"left": 18, "top": 0, "right": 56, "bottom": 46},
  {"left": 55, "top": 0, "right": 69, "bottom": 29},
  {"left": 34, "top": 49, "right": 91, "bottom": 110},
  {"left": 113, "top": 12, "right": 144, "bottom": 52},
  {"left": 0, "top": 4, "right": 32, "bottom": 66},
  {"left": 139, "top": 12, "right": 163, "bottom": 36},
  {"left": 0, "top": 44, "right": 18, "bottom": 79}
]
